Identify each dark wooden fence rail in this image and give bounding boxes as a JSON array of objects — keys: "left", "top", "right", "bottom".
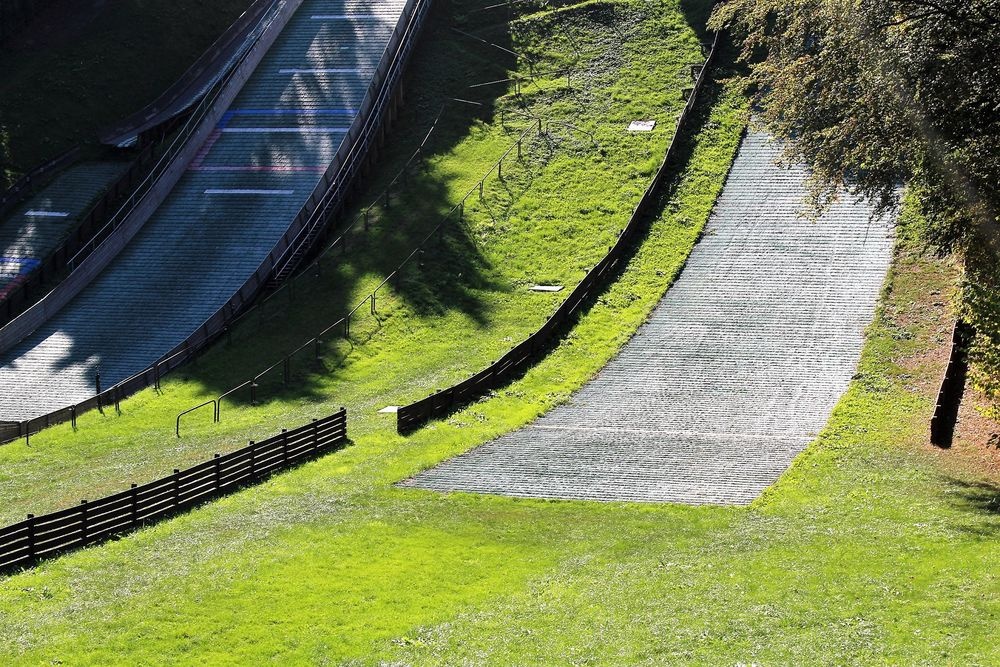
[
  {"left": 172, "top": 119, "right": 564, "bottom": 436},
  {"left": 397, "top": 30, "right": 722, "bottom": 433},
  {"left": 930, "top": 319, "right": 975, "bottom": 447},
  {"left": 0, "top": 408, "right": 347, "bottom": 575}
]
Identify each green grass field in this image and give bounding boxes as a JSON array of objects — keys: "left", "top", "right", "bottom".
[
  {"left": 0, "top": 0, "right": 255, "bottom": 186},
  {"left": 0, "top": 0, "right": 717, "bottom": 520},
  {"left": 1, "top": 0, "right": 998, "bottom": 663}
]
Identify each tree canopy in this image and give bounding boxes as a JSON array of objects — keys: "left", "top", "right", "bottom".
[{"left": 711, "top": 0, "right": 1000, "bottom": 425}]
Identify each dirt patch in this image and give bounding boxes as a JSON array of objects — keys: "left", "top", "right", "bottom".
[
  {"left": 892, "top": 251, "right": 1000, "bottom": 482},
  {"left": 950, "top": 389, "right": 1000, "bottom": 476}
]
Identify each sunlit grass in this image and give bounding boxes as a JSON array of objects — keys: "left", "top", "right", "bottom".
[{"left": 0, "top": 0, "right": 708, "bottom": 521}]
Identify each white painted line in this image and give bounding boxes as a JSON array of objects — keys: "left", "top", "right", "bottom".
[
  {"left": 279, "top": 68, "right": 363, "bottom": 75},
  {"left": 219, "top": 127, "right": 350, "bottom": 134},
  {"left": 311, "top": 14, "right": 387, "bottom": 20},
  {"left": 24, "top": 210, "right": 70, "bottom": 217},
  {"left": 204, "top": 189, "right": 296, "bottom": 195}
]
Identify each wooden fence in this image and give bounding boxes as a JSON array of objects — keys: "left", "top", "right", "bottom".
[
  {"left": 396, "top": 30, "right": 722, "bottom": 433},
  {"left": 0, "top": 408, "right": 347, "bottom": 575}
]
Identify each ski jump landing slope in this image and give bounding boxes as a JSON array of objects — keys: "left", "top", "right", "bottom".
[
  {"left": 0, "top": 0, "right": 407, "bottom": 421},
  {"left": 403, "top": 132, "right": 895, "bottom": 506}
]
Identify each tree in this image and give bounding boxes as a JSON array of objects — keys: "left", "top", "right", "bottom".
[{"left": 710, "top": 0, "right": 1000, "bottom": 426}]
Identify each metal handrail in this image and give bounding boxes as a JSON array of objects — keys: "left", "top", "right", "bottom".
[
  {"left": 267, "top": 0, "right": 427, "bottom": 279},
  {"left": 175, "top": 400, "right": 218, "bottom": 437}
]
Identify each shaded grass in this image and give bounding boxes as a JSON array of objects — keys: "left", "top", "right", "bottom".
[{"left": 4, "top": 172, "right": 1000, "bottom": 663}]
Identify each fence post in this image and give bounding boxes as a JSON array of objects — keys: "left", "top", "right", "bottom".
[
  {"left": 71, "top": 405, "right": 77, "bottom": 430},
  {"left": 26, "top": 514, "right": 35, "bottom": 562},
  {"left": 96, "top": 373, "right": 103, "bottom": 414},
  {"left": 249, "top": 441, "right": 256, "bottom": 479},
  {"left": 250, "top": 381, "right": 257, "bottom": 406},
  {"left": 80, "top": 500, "right": 89, "bottom": 543},
  {"left": 282, "top": 429, "right": 289, "bottom": 465},
  {"left": 312, "top": 418, "right": 320, "bottom": 450},
  {"left": 130, "top": 484, "right": 138, "bottom": 526},
  {"left": 173, "top": 469, "right": 181, "bottom": 507},
  {"left": 214, "top": 454, "right": 222, "bottom": 490}
]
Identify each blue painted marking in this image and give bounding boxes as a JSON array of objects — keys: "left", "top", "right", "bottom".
[{"left": 0, "top": 256, "right": 41, "bottom": 275}]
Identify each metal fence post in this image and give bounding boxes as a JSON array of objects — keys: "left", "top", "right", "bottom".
[
  {"left": 172, "top": 469, "right": 181, "bottom": 507},
  {"left": 281, "top": 429, "right": 289, "bottom": 465},
  {"left": 214, "top": 454, "right": 222, "bottom": 490},
  {"left": 312, "top": 418, "right": 320, "bottom": 449}
]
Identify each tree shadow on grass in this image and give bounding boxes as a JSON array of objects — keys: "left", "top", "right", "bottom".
[
  {"left": 944, "top": 477, "right": 1000, "bottom": 538},
  {"left": 171, "top": 0, "right": 543, "bottom": 406},
  {"left": 170, "top": 0, "right": 723, "bottom": 414}
]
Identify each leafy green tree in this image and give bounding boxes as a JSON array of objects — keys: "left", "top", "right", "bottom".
[{"left": 711, "top": 0, "right": 1000, "bottom": 425}]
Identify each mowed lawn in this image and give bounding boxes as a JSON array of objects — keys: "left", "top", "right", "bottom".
[{"left": 1, "top": 0, "right": 998, "bottom": 664}]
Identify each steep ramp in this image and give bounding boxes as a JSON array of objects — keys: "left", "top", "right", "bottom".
[
  {"left": 403, "top": 132, "right": 895, "bottom": 505},
  {"left": 0, "top": 0, "right": 408, "bottom": 421}
]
